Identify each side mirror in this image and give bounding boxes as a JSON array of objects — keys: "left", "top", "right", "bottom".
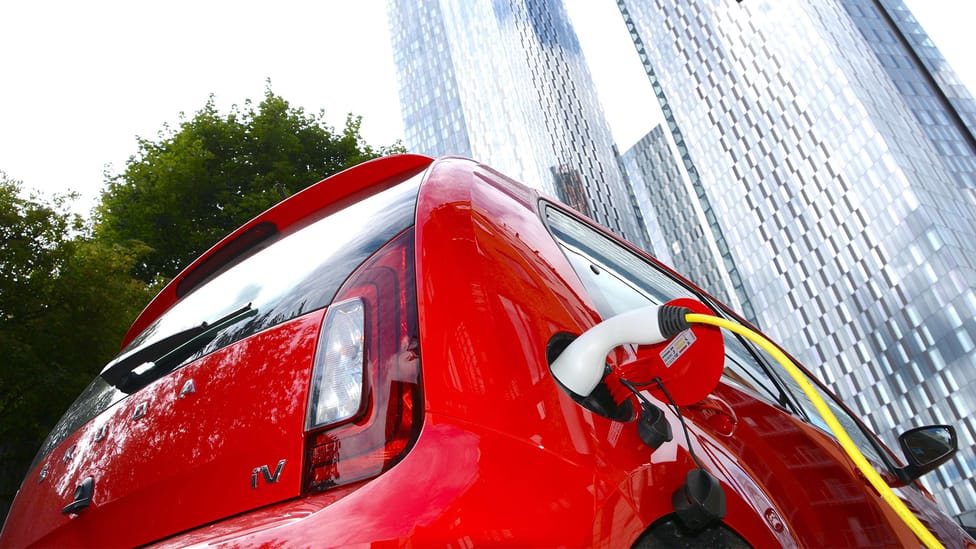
[{"left": 895, "top": 425, "right": 957, "bottom": 483}]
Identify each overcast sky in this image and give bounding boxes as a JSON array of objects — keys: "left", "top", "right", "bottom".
[{"left": 0, "top": 1, "right": 973, "bottom": 216}]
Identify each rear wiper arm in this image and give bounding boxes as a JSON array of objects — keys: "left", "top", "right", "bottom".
[{"left": 102, "top": 304, "right": 257, "bottom": 392}]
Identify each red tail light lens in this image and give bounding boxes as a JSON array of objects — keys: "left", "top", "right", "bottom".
[{"left": 303, "top": 229, "right": 423, "bottom": 493}]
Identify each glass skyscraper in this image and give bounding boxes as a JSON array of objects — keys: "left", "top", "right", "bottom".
[
  {"left": 386, "top": 0, "right": 649, "bottom": 250},
  {"left": 618, "top": 0, "right": 976, "bottom": 517},
  {"left": 843, "top": 1, "right": 976, "bottom": 189},
  {"left": 619, "top": 125, "right": 745, "bottom": 313}
]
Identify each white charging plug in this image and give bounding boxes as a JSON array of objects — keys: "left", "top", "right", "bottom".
[{"left": 550, "top": 305, "right": 690, "bottom": 397}]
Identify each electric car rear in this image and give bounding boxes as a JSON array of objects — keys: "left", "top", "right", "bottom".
[{"left": 1, "top": 155, "right": 971, "bottom": 547}]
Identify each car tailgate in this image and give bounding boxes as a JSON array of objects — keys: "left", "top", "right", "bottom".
[{"left": 2, "top": 312, "right": 321, "bottom": 547}]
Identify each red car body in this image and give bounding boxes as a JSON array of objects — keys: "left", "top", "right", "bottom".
[{"left": 1, "top": 155, "right": 972, "bottom": 547}]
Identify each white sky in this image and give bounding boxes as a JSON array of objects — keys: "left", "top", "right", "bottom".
[{"left": 0, "top": 0, "right": 973, "bottom": 216}]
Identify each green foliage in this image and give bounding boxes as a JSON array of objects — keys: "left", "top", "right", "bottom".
[
  {"left": 0, "top": 173, "right": 154, "bottom": 506},
  {"left": 1, "top": 89, "right": 401, "bottom": 519},
  {"left": 97, "top": 87, "right": 405, "bottom": 283}
]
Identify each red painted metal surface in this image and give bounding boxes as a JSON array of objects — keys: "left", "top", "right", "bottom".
[
  {"left": 3, "top": 156, "right": 973, "bottom": 548},
  {"left": 3, "top": 313, "right": 319, "bottom": 547}
]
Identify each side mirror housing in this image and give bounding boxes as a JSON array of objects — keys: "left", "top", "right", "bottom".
[{"left": 895, "top": 425, "right": 957, "bottom": 483}]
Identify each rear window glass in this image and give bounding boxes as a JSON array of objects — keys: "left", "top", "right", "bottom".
[
  {"left": 33, "top": 170, "right": 425, "bottom": 467},
  {"left": 122, "top": 174, "right": 422, "bottom": 357}
]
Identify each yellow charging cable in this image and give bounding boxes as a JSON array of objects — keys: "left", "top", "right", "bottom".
[{"left": 685, "top": 313, "right": 944, "bottom": 549}]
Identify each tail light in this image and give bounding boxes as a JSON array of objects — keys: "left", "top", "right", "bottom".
[
  {"left": 303, "top": 228, "right": 423, "bottom": 493},
  {"left": 307, "top": 298, "right": 367, "bottom": 427}
]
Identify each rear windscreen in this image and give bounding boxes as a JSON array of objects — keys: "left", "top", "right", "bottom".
[{"left": 33, "top": 170, "right": 425, "bottom": 468}]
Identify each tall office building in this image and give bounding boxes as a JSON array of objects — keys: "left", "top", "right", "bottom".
[
  {"left": 619, "top": 125, "right": 744, "bottom": 312},
  {"left": 386, "top": 0, "right": 649, "bottom": 249},
  {"left": 618, "top": 0, "right": 976, "bottom": 516}
]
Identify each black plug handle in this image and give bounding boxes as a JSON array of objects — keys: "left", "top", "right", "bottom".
[
  {"left": 672, "top": 469, "right": 727, "bottom": 531},
  {"left": 658, "top": 306, "right": 692, "bottom": 339},
  {"left": 62, "top": 476, "right": 94, "bottom": 515}
]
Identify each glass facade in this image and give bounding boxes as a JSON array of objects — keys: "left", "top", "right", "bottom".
[
  {"left": 619, "top": 126, "right": 743, "bottom": 311},
  {"left": 843, "top": 0, "right": 976, "bottom": 190},
  {"left": 386, "top": 0, "right": 649, "bottom": 249},
  {"left": 618, "top": 0, "right": 976, "bottom": 517}
]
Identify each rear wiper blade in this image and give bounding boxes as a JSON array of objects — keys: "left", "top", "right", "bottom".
[{"left": 101, "top": 304, "right": 257, "bottom": 392}]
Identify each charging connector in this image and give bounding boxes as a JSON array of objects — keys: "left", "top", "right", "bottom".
[
  {"left": 550, "top": 305, "right": 692, "bottom": 397},
  {"left": 548, "top": 302, "right": 946, "bottom": 549}
]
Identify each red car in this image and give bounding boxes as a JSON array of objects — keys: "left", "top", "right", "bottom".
[{"left": 1, "top": 155, "right": 972, "bottom": 547}]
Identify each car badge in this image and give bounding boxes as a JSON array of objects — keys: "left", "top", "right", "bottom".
[{"left": 251, "top": 459, "right": 287, "bottom": 489}]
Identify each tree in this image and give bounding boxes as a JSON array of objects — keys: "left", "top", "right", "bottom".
[
  {"left": 0, "top": 172, "right": 154, "bottom": 515},
  {"left": 97, "top": 86, "right": 405, "bottom": 283},
  {"left": 0, "top": 90, "right": 402, "bottom": 519}
]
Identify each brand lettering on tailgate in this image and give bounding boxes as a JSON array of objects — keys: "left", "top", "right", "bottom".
[
  {"left": 133, "top": 402, "right": 148, "bottom": 420},
  {"left": 251, "top": 459, "right": 286, "bottom": 489},
  {"left": 179, "top": 379, "right": 196, "bottom": 399},
  {"left": 93, "top": 423, "right": 108, "bottom": 442}
]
